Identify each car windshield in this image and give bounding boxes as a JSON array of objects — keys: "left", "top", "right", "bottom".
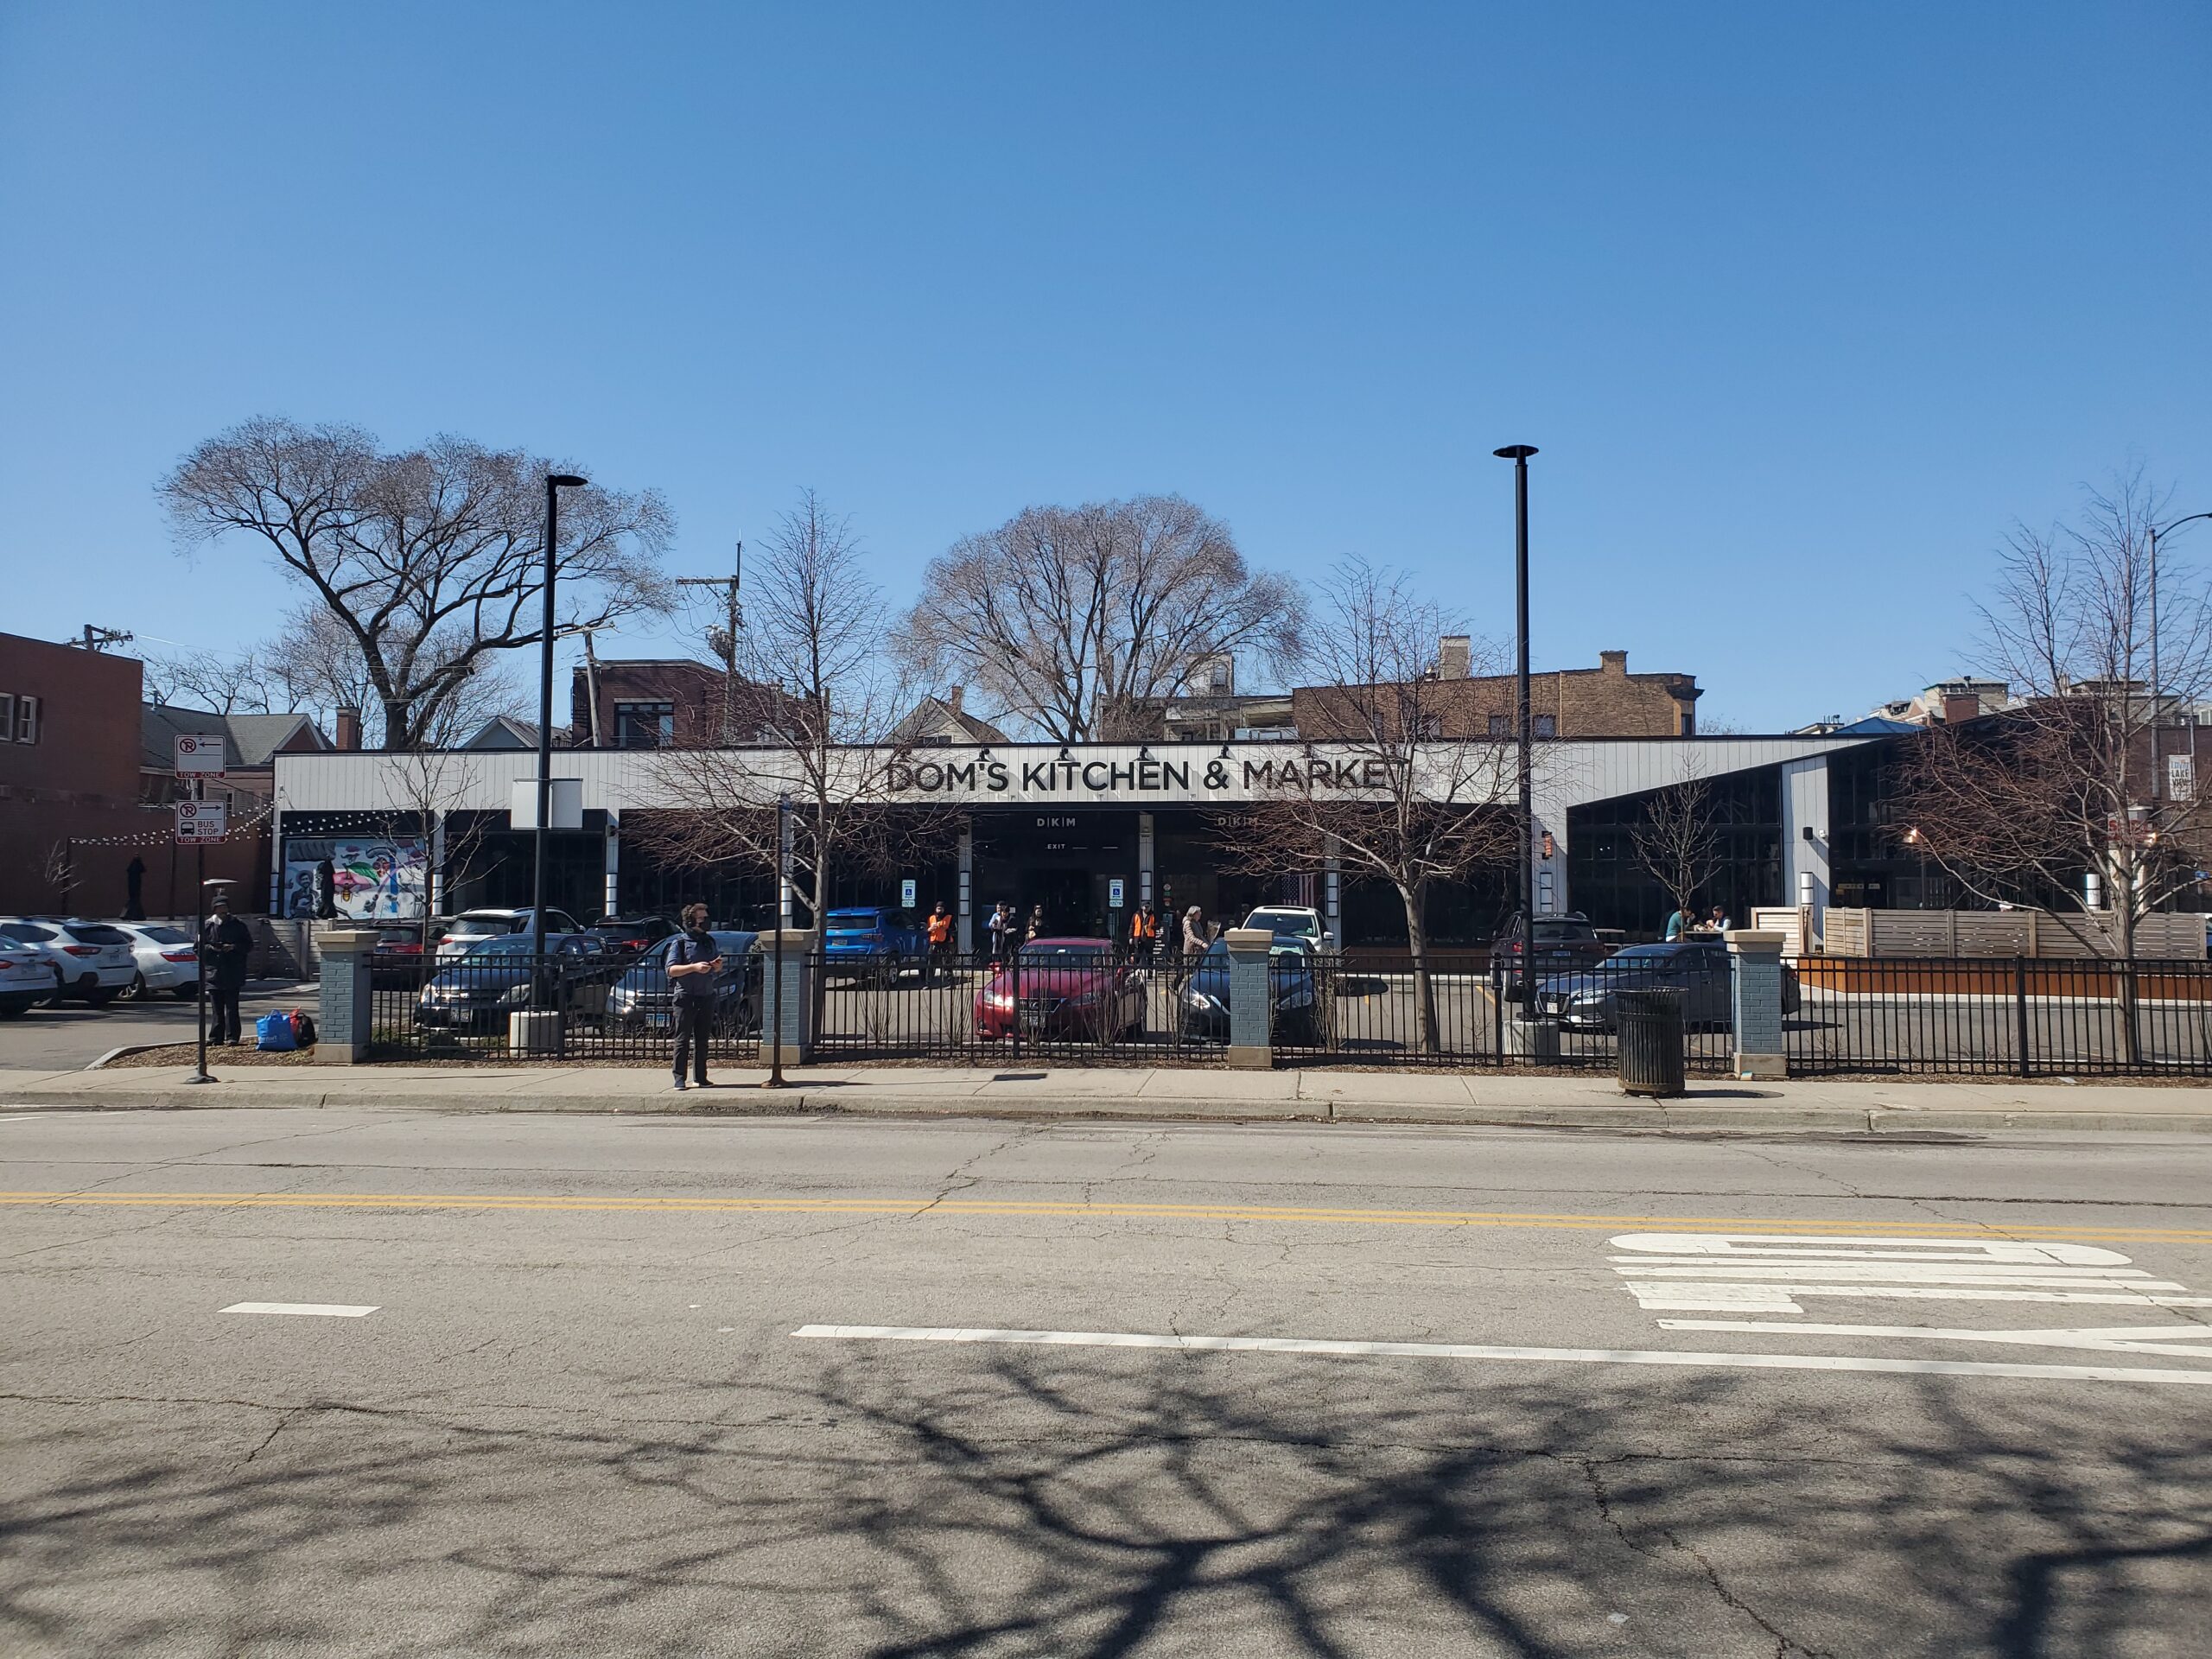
[
  {"left": 1533, "top": 920, "right": 1596, "bottom": 942},
  {"left": 447, "top": 917, "right": 514, "bottom": 938},
  {"left": 1246, "top": 911, "right": 1314, "bottom": 933},
  {"left": 827, "top": 912, "right": 880, "bottom": 927},
  {"left": 467, "top": 936, "right": 542, "bottom": 957},
  {"left": 139, "top": 925, "right": 193, "bottom": 944},
  {"left": 1019, "top": 942, "right": 1109, "bottom": 961}
]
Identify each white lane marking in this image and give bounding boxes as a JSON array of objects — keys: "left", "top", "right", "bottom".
[
  {"left": 220, "top": 1302, "right": 378, "bottom": 1318},
  {"left": 791, "top": 1324, "right": 2212, "bottom": 1388},
  {"left": 1660, "top": 1319, "right": 2212, "bottom": 1358},
  {"left": 1609, "top": 1232, "right": 2202, "bottom": 1315}
]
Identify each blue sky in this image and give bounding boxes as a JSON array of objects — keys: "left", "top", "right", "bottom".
[{"left": 2, "top": 2, "right": 2206, "bottom": 731}]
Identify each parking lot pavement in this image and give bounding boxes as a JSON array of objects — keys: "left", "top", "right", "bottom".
[{"left": 0, "top": 981, "right": 312, "bottom": 1072}]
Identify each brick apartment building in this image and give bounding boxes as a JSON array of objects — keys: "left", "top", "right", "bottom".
[
  {"left": 566, "top": 658, "right": 809, "bottom": 748},
  {"left": 1292, "top": 645, "right": 1700, "bottom": 741}
]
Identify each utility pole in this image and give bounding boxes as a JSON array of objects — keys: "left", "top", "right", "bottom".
[
  {"left": 1494, "top": 444, "right": 1539, "bottom": 1024},
  {"left": 79, "top": 625, "right": 134, "bottom": 652},
  {"left": 677, "top": 543, "right": 744, "bottom": 742}
]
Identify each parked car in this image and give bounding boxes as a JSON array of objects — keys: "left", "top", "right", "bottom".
[
  {"left": 111, "top": 922, "right": 200, "bottom": 1000},
  {"left": 1240, "top": 906, "right": 1336, "bottom": 953},
  {"left": 0, "top": 918, "right": 138, "bottom": 1006},
  {"left": 414, "top": 932, "right": 621, "bottom": 1032},
  {"left": 1530, "top": 940, "right": 1801, "bottom": 1031},
  {"left": 973, "top": 938, "right": 1146, "bottom": 1042},
  {"left": 1491, "top": 912, "right": 1614, "bottom": 995},
  {"left": 370, "top": 925, "right": 433, "bottom": 988},
  {"left": 1181, "top": 934, "right": 1326, "bottom": 1043},
  {"left": 601, "top": 931, "right": 762, "bottom": 1035},
  {"left": 587, "top": 916, "right": 680, "bottom": 957},
  {"left": 434, "top": 907, "right": 585, "bottom": 961},
  {"left": 823, "top": 907, "right": 930, "bottom": 982},
  {"left": 0, "top": 946, "right": 52, "bottom": 1017}
]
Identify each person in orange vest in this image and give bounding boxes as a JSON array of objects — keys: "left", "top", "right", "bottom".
[
  {"left": 1130, "top": 902, "right": 1160, "bottom": 965},
  {"left": 925, "top": 901, "right": 954, "bottom": 985}
]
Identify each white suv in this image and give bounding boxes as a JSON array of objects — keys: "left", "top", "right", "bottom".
[
  {"left": 0, "top": 918, "right": 139, "bottom": 1005},
  {"left": 1241, "top": 906, "right": 1336, "bottom": 952},
  {"left": 434, "top": 907, "right": 585, "bottom": 961},
  {"left": 0, "top": 946, "right": 50, "bottom": 1017}
]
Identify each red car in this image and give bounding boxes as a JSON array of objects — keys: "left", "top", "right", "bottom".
[{"left": 973, "top": 938, "right": 1147, "bottom": 1043}]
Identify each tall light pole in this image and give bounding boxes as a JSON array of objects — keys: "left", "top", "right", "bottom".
[
  {"left": 533, "top": 474, "right": 588, "bottom": 997},
  {"left": 2150, "top": 511, "right": 2212, "bottom": 804},
  {"left": 766, "top": 791, "right": 791, "bottom": 1089},
  {"left": 1494, "top": 444, "right": 1539, "bottom": 1022}
]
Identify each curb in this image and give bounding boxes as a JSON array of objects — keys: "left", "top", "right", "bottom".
[{"left": 5, "top": 1084, "right": 2212, "bottom": 1135}]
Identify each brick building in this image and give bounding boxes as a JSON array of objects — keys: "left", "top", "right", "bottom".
[
  {"left": 1292, "top": 646, "right": 1700, "bottom": 741},
  {"left": 0, "top": 632, "right": 303, "bottom": 916},
  {"left": 567, "top": 658, "right": 808, "bottom": 748}
]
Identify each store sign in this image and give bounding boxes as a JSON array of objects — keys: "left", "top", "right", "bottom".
[
  {"left": 882, "top": 747, "right": 1410, "bottom": 804},
  {"left": 2170, "top": 755, "right": 2195, "bottom": 804},
  {"left": 175, "top": 800, "right": 227, "bottom": 841}
]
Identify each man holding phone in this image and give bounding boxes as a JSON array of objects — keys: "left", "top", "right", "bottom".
[{"left": 667, "top": 902, "right": 722, "bottom": 1090}]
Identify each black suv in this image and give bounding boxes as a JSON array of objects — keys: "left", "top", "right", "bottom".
[{"left": 1490, "top": 912, "right": 1613, "bottom": 996}]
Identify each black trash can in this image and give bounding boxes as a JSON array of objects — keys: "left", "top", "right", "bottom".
[{"left": 1616, "top": 988, "right": 1686, "bottom": 1098}]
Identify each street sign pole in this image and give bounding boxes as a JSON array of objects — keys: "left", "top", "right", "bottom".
[{"left": 185, "top": 778, "right": 214, "bottom": 1085}]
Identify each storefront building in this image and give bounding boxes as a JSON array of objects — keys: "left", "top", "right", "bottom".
[{"left": 271, "top": 732, "right": 1889, "bottom": 945}]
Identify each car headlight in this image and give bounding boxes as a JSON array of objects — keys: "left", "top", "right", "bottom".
[
  {"left": 499, "top": 983, "right": 532, "bottom": 1005},
  {"left": 1185, "top": 988, "right": 1222, "bottom": 1012}
]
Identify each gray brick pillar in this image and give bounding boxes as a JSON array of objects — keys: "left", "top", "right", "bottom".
[
  {"left": 753, "top": 929, "right": 819, "bottom": 1067},
  {"left": 313, "top": 929, "right": 379, "bottom": 1065},
  {"left": 1224, "top": 926, "right": 1274, "bottom": 1070},
  {"left": 1726, "top": 928, "right": 1787, "bottom": 1079}
]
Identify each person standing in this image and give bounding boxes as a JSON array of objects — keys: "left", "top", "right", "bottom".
[
  {"left": 988, "top": 903, "right": 1011, "bottom": 961},
  {"left": 925, "top": 901, "right": 954, "bottom": 984},
  {"left": 1026, "top": 903, "right": 1046, "bottom": 944},
  {"left": 199, "top": 892, "right": 254, "bottom": 1046},
  {"left": 124, "top": 856, "right": 147, "bottom": 922},
  {"left": 1179, "top": 905, "right": 1207, "bottom": 983},
  {"left": 666, "top": 902, "right": 722, "bottom": 1091}
]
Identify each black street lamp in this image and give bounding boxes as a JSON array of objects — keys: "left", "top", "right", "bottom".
[
  {"left": 2150, "top": 511, "right": 2212, "bottom": 802},
  {"left": 1493, "top": 444, "right": 1539, "bottom": 1023},
  {"left": 766, "top": 791, "right": 791, "bottom": 1088},
  {"left": 532, "top": 473, "right": 588, "bottom": 997}
]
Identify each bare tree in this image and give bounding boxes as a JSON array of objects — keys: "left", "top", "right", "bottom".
[
  {"left": 634, "top": 493, "right": 952, "bottom": 937},
  {"left": 1892, "top": 468, "right": 2212, "bottom": 963},
  {"left": 159, "top": 417, "right": 673, "bottom": 749},
  {"left": 1630, "top": 754, "right": 1719, "bottom": 930},
  {"left": 900, "top": 494, "right": 1306, "bottom": 741},
  {"left": 1232, "top": 558, "right": 1518, "bottom": 1052}
]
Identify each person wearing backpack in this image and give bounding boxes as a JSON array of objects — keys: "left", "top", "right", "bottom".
[{"left": 665, "top": 903, "right": 722, "bottom": 1091}]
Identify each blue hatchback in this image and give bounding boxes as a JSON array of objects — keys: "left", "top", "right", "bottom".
[{"left": 823, "top": 907, "right": 928, "bottom": 981}]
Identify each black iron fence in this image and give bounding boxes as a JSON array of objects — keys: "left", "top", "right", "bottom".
[
  {"left": 813, "top": 946, "right": 1215, "bottom": 1065},
  {"left": 370, "top": 947, "right": 761, "bottom": 1064},
  {"left": 1786, "top": 956, "right": 2212, "bottom": 1077},
  {"left": 361, "top": 942, "right": 2212, "bottom": 1077}
]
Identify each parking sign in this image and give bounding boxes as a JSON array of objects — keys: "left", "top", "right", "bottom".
[
  {"left": 1108, "top": 877, "right": 1125, "bottom": 908},
  {"left": 900, "top": 878, "right": 917, "bottom": 908},
  {"left": 174, "top": 734, "right": 226, "bottom": 774},
  {"left": 175, "top": 800, "right": 228, "bottom": 842}
]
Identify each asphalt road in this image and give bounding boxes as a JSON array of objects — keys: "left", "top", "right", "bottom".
[
  {"left": 0, "top": 982, "right": 312, "bottom": 1072},
  {"left": 5, "top": 1110, "right": 2210, "bottom": 1656}
]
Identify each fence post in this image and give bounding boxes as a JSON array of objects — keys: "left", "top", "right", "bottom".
[
  {"left": 1724, "top": 930, "right": 1787, "bottom": 1079},
  {"left": 1009, "top": 946, "right": 1021, "bottom": 1062},
  {"left": 1224, "top": 927, "right": 1274, "bottom": 1070},
  {"left": 751, "top": 929, "right": 818, "bottom": 1069},
  {"left": 2014, "top": 955, "right": 2031, "bottom": 1077},
  {"left": 313, "top": 929, "right": 379, "bottom": 1064}
]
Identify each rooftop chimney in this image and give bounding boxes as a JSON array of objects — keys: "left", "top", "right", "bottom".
[
  {"left": 1942, "top": 692, "right": 1980, "bottom": 725},
  {"left": 1436, "top": 636, "right": 1471, "bottom": 680},
  {"left": 1599, "top": 650, "right": 1628, "bottom": 674},
  {"left": 334, "top": 706, "right": 361, "bottom": 752},
  {"left": 949, "top": 685, "right": 965, "bottom": 718}
]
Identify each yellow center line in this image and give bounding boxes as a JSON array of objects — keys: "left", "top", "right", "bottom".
[{"left": 0, "top": 1191, "right": 2207, "bottom": 1243}]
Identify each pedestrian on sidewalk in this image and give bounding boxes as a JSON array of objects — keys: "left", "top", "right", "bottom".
[
  {"left": 986, "top": 903, "right": 1010, "bottom": 961},
  {"left": 1178, "top": 904, "right": 1207, "bottom": 984},
  {"left": 666, "top": 902, "right": 722, "bottom": 1091},
  {"left": 199, "top": 893, "right": 254, "bottom": 1045}
]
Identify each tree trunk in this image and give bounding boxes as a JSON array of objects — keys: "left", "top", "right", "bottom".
[
  {"left": 2115, "top": 852, "right": 2142, "bottom": 1065},
  {"left": 379, "top": 698, "right": 410, "bottom": 752},
  {"left": 1400, "top": 882, "right": 1437, "bottom": 1054}
]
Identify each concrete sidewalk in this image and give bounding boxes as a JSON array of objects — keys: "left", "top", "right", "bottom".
[{"left": 4, "top": 1061, "right": 2212, "bottom": 1133}]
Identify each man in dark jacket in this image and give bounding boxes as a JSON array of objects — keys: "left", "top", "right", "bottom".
[
  {"left": 666, "top": 902, "right": 722, "bottom": 1091},
  {"left": 199, "top": 892, "right": 255, "bottom": 1045}
]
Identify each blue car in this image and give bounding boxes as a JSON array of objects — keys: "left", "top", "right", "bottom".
[
  {"left": 823, "top": 907, "right": 929, "bottom": 982},
  {"left": 1180, "top": 935, "right": 1326, "bottom": 1044}
]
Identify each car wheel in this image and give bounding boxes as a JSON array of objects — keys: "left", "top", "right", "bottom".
[{"left": 126, "top": 971, "right": 149, "bottom": 1000}]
